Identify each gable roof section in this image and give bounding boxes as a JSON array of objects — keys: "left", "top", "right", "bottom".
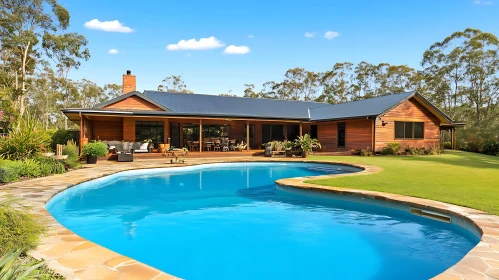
[
  {"left": 309, "top": 92, "right": 415, "bottom": 121},
  {"left": 142, "top": 90, "right": 326, "bottom": 120},
  {"left": 94, "top": 91, "right": 171, "bottom": 112}
]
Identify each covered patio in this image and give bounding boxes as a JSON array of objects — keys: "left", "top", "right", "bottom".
[{"left": 66, "top": 113, "right": 312, "bottom": 154}]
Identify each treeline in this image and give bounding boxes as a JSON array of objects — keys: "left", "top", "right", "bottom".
[{"left": 240, "top": 28, "right": 499, "bottom": 151}]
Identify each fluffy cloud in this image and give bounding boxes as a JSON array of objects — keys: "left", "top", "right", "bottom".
[
  {"left": 474, "top": 0, "right": 493, "bottom": 4},
  {"left": 108, "top": 49, "right": 119, "bottom": 54},
  {"left": 84, "top": 19, "right": 134, "bottom": 33},
  {"left": 167, "top": 36, "right": 224, "bottom": 51},
  {"left": 324, "top": 31, "right": 340, "bottom": 39},
  {"left": 223, "top": 45, "right": 251, "bottom": 55},
  {"left": 304, "top": 32, "right": 315, "bottom": 38}
]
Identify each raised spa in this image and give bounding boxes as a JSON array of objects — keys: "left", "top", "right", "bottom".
[{"left": 46, "top": 162, "right": 479, "bottom": 280}]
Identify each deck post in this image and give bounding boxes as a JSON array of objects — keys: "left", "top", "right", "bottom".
[
  {"left": 199, "top": 119, "right": 203, "bottom": 153},
  {"left": 452, "top": 128, "right": 457, "bottom": 150},
  {"left": 79, "top": 113, "right": 83, "bottom": 155},
  {"left": 246, "top": 120, "right": 250, "bottom": 151},
  {"left": 299, "top": 122, "right": 303, "bottom": 137}
]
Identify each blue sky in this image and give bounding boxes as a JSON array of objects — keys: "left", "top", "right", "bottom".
[{"left": 60, "top": 0, "right": 499, "bottom": 96}]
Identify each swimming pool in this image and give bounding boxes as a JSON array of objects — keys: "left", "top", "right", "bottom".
[{"left": 46, "top": 162, "right": 479, "bottom": 279}]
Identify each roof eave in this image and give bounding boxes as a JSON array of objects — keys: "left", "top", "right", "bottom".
[{"left": 61, "top": 109, "right": 310, "bottom": 121}]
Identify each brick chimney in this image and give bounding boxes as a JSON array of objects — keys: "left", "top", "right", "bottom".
[{"left": 122, "top": 70, "right": 136, "bottom": 94}]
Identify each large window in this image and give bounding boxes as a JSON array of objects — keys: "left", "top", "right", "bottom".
[
  {"left": 262, "top": 124, "right": 285, "bottom": 143},
  {"left": 395, "top": 121, "right": 424, "bottom": 139},
  {"left": 135, "top": 121, "right": 164, "bottom": 144}
]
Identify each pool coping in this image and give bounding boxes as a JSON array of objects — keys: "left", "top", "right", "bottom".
[{"left": 1, "top": 157, "right": 498, "bottom": 280}]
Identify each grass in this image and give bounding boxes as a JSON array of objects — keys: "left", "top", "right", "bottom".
[{"left": 307, "top": 150, "right": 499, "bottom": 215}]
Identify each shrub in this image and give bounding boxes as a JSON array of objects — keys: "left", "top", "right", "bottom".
[
  {"left": 443, "top": 141, "right": 452, "bottom": 149},
  {"left": 50, "top": 129, "right": 73, "bottom": 150},
  {"left": 0, "top": 115, "right": 50, "bottom": 161},
  {"left": 0, "top": 197, "right": 46, "bottom": 256},
  {"left": 425, "top": 143, "right": 442, "bottom": 155},
  {"left": 405, "top": 147, "right": 424, "bottom": 155},
  {"left": 360, "top": 149, "right": 373, "bottom": 156},
  {"left": 37, "top": 157, "right": 65, "bottom": 176},
  {"left": 0, "top": 160, "right": 22, "bottom": 183},
  {"left": 82, "top": 141, "right": 108, "bottom": 157},
  {"left": 19, "top": 158, "right": 42, "bottom": 178},
  {"left": 63, "top": 140, "right": 80, "bottom": 168},
  {"left": 381, "top": 142, "right": 401, "bottom": 155},
  {"left": 482, "top": 140, "right": 499, "bottom": 156},
  {"left": 0, "top": 250, "right": 48, "bottom": 280}
]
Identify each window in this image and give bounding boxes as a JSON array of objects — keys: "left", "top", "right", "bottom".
[
  {"left": 337, "top": 122, "right": 346, "bottom": 147},
  {"left": 262, "top": 124, "right": 285, "bottom": 143},
  {"left": 135, "top": 121, "right": 164, "bottom": 145},
  {"left": 310, "top": 125, "right": 318, "bottom": 139},
  {"left": 394, "top": 121, "right": 424, "bottom": 139}
]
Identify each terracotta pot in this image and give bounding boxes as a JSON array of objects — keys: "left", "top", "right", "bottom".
[{"left": 301, "top": 151, "right": 307, "bottom": 158}]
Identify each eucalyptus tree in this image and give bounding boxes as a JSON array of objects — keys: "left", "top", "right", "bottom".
[
  {"left": 423, "top": 28, "right": 499, "bottom": 128},
  {"left": 157, "top": 75, "right": 193, "bottom": 93},
  {"left": 0, "top": 0, "right": 89, "bottom": 120},
  {"left": 318, "top": 62, "right": 354, "bottom": 104}
]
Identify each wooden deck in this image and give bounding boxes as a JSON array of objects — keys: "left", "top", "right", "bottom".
[{"left": 103, "top": 150, "right": 265, "bottom": 161}]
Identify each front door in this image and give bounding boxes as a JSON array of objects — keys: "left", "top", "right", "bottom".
[
  {"left": 337, "top": 122, "right": 346, "bottom": 148},
  {"left": 170, "top": 122, "right": 181, "bottom": 148}
]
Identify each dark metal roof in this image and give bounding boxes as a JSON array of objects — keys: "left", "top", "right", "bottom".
[
  {"left": 64, "top": 90, "right": 454, "bottom": 123},
  {"left": 309, "top": 92, "right": 415, "bottom": 121},
  {"left": 142, "top": 90, "right": 327, "bottom": 120}
]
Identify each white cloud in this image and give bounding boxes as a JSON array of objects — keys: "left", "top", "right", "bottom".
[
  {"left": 304, "top": 32, "right": 315, "bottom": 38},
  {"left": 248, "top": 35, "right": 254, "bottom": 38},
  {"left": 108, "top": 49, "right": 119, "bottom": 54},
  {"left": 324, "top": 31, "right": 340, "bottom": 39},
  {"left": 84, "top": 19, "right": 134, "bottom": 33},
  {"left": 474, "top": 0, "right": 493, "bottom": 4},
  {"left": 223, "top": 45, "right": 251, "bottom": 55},
  {"left": 166, "top": 36, "right": 224, "bottom": 51}
]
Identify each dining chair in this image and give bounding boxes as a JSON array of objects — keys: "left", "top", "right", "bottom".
[{"left": 214, "top": 140, "right": 221, "bottom": 152}]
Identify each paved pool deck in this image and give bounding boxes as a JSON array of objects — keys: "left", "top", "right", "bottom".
[{"left": 1, "top": 156, "right": 499, "bottom": 280}]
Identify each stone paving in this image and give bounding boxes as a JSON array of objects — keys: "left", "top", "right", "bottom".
[{"left": 1, "top": 156, "right": 498, "bottom": 279}]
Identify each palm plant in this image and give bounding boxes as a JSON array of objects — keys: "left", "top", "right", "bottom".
[{"left": 294, "top": 134, "right": 321, "bottom": 157}]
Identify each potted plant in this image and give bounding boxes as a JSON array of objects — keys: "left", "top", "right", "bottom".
[
  {"left": 237, "top": 141, "right": 247, "bottom": 151},
  {"left": 82, "top": 141, "right": 108, "bottom": 164},
  {"left": 294, "top": 134, "right": 321, "bottom": 158},
  {"left": 282, "top": 140, "right": 295, "bottom": 157}
]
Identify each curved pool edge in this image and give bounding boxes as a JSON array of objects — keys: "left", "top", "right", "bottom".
[
  {"left": 276, "top": 175, "right": 499, "bottom": 280},
  {"left": 6, "top": 157, "right": 497, "bottom": 280}
]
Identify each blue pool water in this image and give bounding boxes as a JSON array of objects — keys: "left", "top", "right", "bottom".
[{"left": 47, "top": 163, "right": 478, "bottom": 280}]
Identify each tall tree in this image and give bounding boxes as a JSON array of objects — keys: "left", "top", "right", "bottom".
[
  {"left": 157, "top": 75, "right": 193, "bottom": 93},
  {"left": 423, "top": 28, "right": 499, "bottom": 128},
  {"left": 318, "top": 62, "right": 354, "bottom": 104},
  {"left": 0, "top": 0, "right": 85, "bottom": 118}
]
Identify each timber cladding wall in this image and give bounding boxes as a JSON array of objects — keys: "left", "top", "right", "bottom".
[
  {"left": 104, "top": 96, "right": 163, "bottom": 111},
  {"left": 91, "top": 117, "right": 123, "bottom": 141},
  {"left": 375, "top": 98, "right": 441, "bottom": 151},
  {"left": 317, "top": 119, "right": 373, "bottom": 152}
]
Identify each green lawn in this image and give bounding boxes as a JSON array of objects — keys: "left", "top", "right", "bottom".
[{"left": 307, "top": 150, "right": 499, "bottom": 215}]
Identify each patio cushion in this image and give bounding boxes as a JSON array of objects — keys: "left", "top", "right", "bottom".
[
  {"left": 132, "top": 142, "right": 141, "bottom": 150},
  {"left": 114, "top": 144, "right": 124, "bottom": 151},
  {"left": 139, "top": 143, "right": 149, "bottom": 150}
]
